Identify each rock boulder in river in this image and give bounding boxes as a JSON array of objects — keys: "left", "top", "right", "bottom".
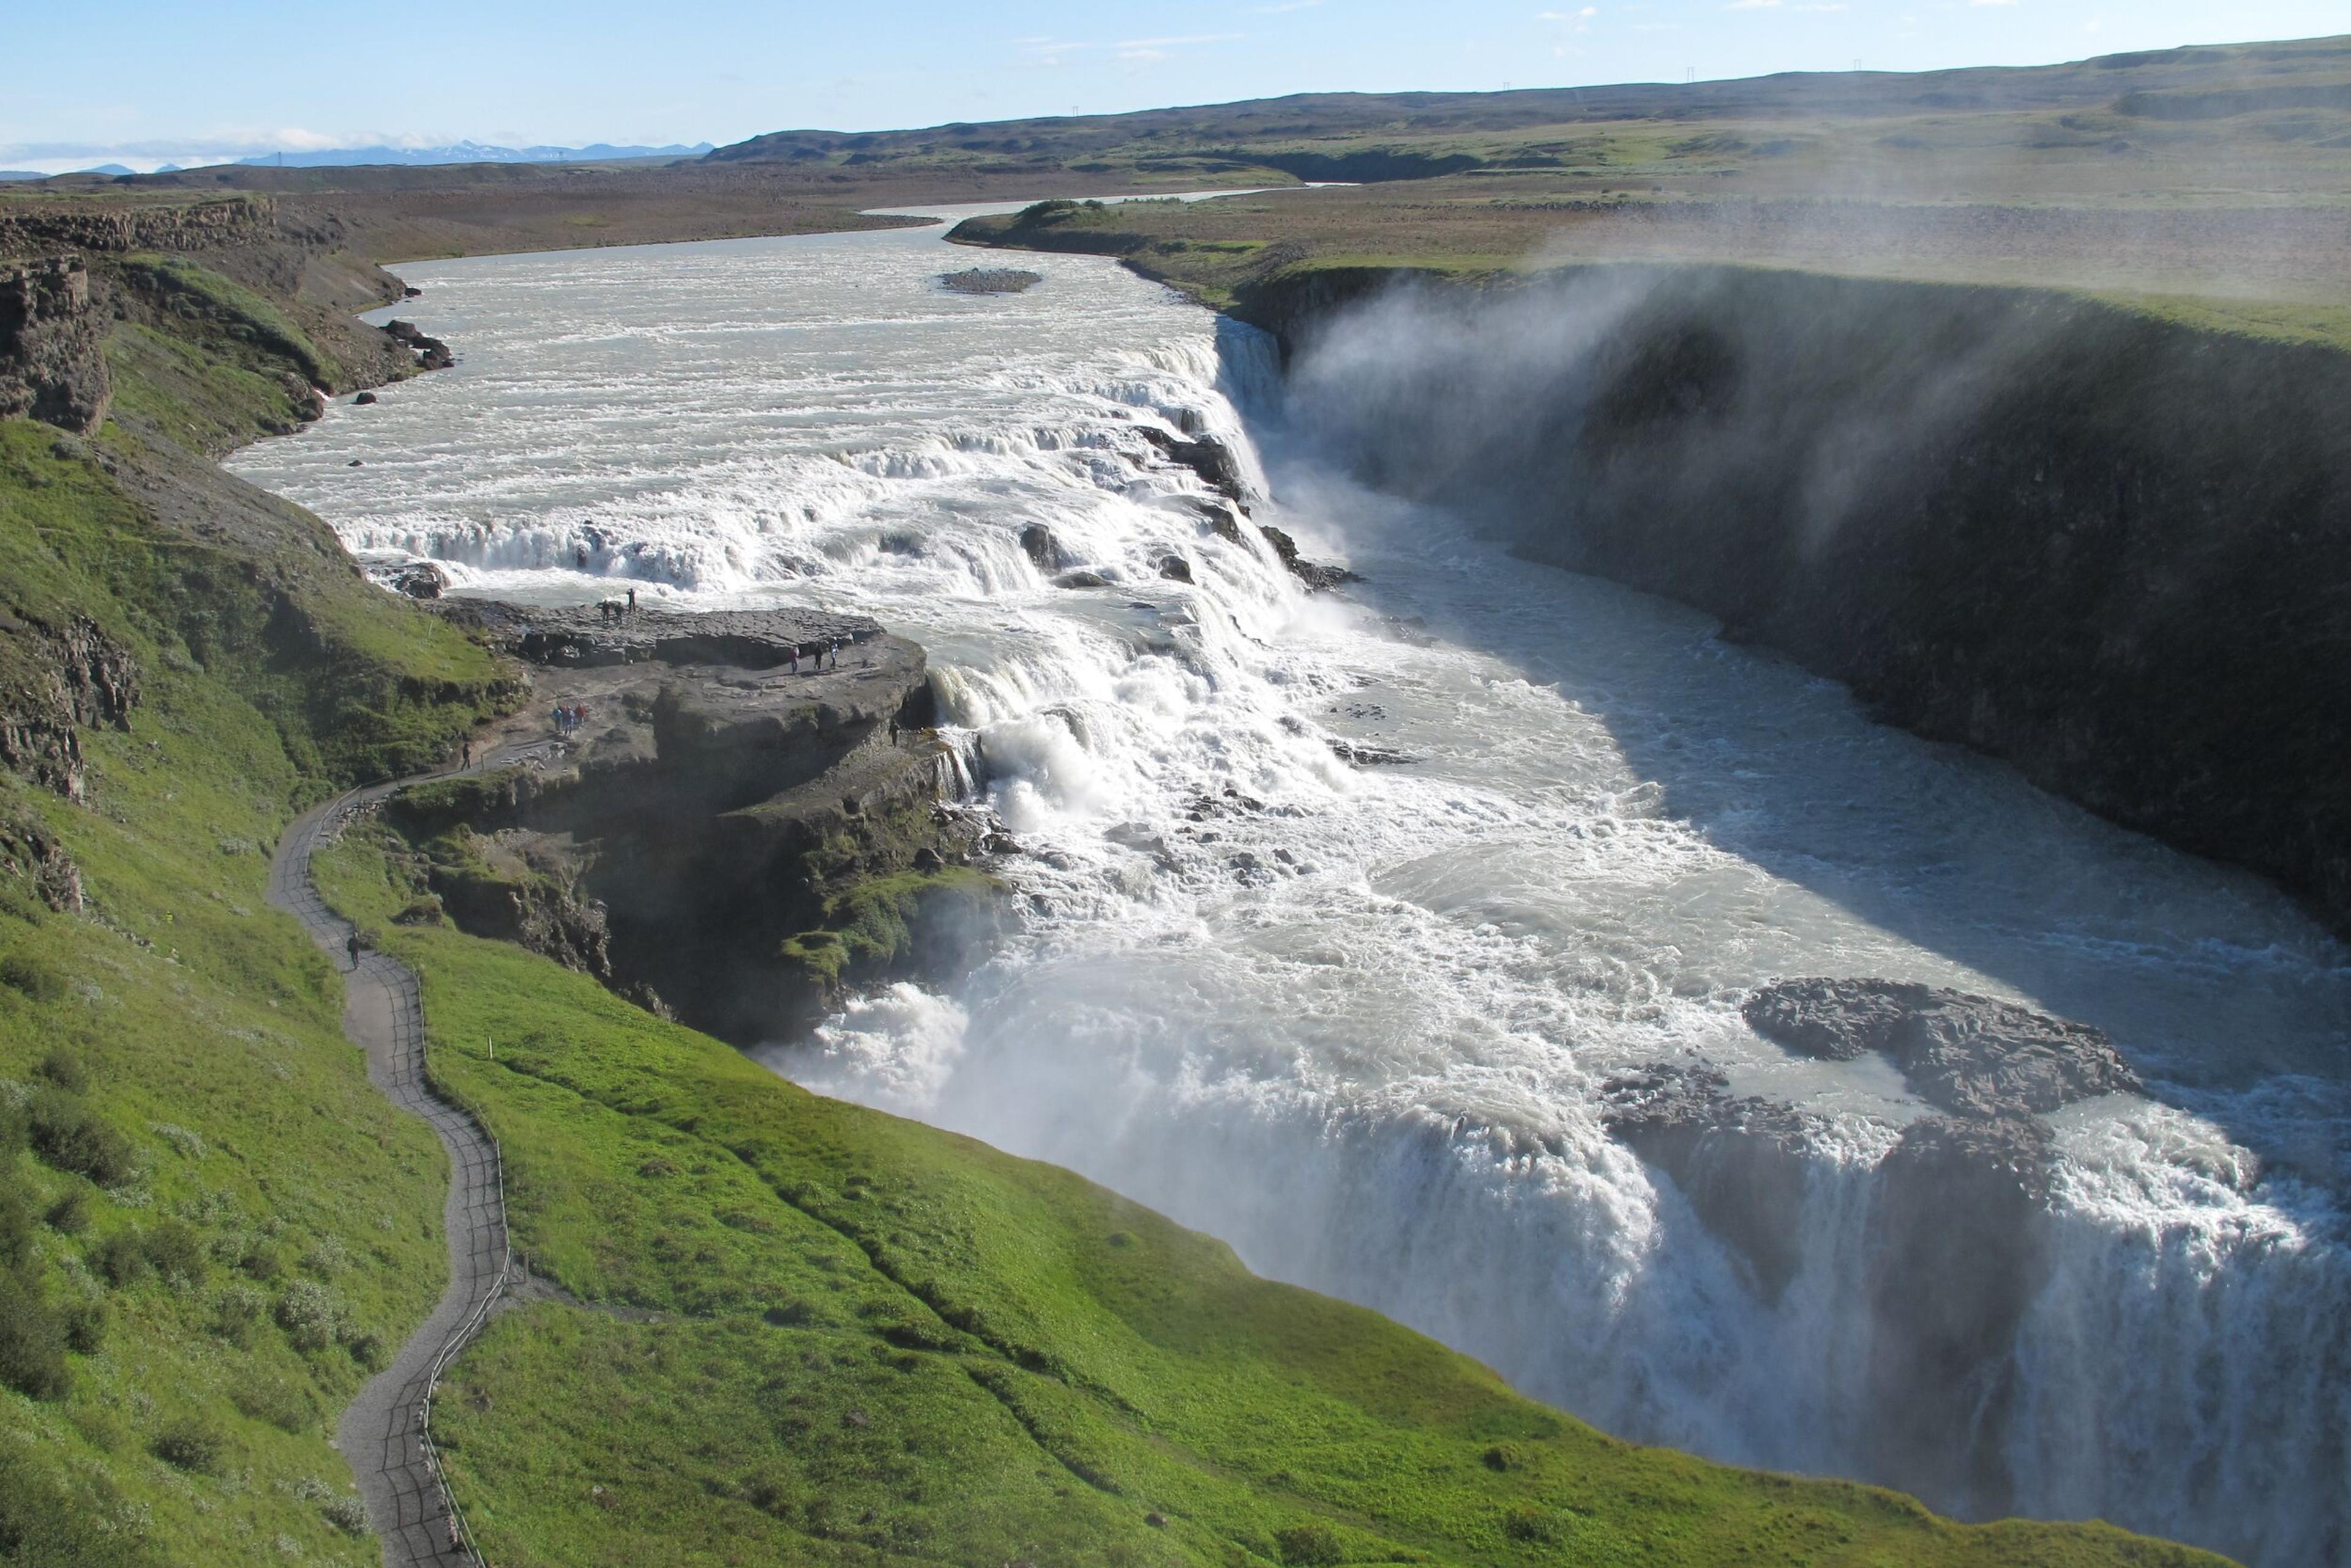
[
  {"left": 1138, "top": 424, "right": 1250, "bottom": 506},
  {"left": 1744, "top": 977, "right": 2140, "bottom": 1120},
  {"left": 1018, "top": 523, "right": 1067, "bottom": 570}
]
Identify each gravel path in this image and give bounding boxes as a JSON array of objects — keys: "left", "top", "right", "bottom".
[{"left": 267, "top": 745, "right": 555, "bottom": 1566}]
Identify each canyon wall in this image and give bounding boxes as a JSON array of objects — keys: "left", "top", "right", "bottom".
[{"left": 1248, "top": 265, "right": 2351, "bottom": 931}]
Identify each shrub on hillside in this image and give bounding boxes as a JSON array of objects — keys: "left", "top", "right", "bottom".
[
  {"left": 28, "top": 1086, "right": 135, "bottom": 1186},
  {"left": 151, "top": 1414, "right": 226, "bottom": 1474},
  {"left": 0, "top": 1268, "right": 70, "bottom": 1400},
  {"left": 211, "top": 1283, "right": 265, "bottom": 1346},
  {"left": 0, "top": 1176, "right": 31, "bottom": 1270},
  {"left": 94, "top": 1231, "right": 151, "bottom": 1288},
  {"left": 141, "top": 1219, "right": 206, "bottom": 1287},
  {"left": 1502, "top": 1505, "right": 1559, "bottom": 1544},
  {"left": 230, "top": 1373, "right": 318, "bottom": 1433},
  {"left": 321, "top": 1493, "right": 372, "bottom": 1537},
  {"left": 0, "top": 950, "right": 68, "bottom": 1003},
  {"left": 34, "top": 1047, "right": 89, "bottom": 1093},
  {"left": 1274, "top": 1524, "right": 1343, "bottom": 1566},
  {"left": 62, "top": 1299, "right": 105, "bottom": 1355},
  {"left": 43, "top": 1185, "right": 89, "bottom": 1234},
  {"left": 0, "top": 1445, "right": 151, "bottom": 1567},
  {"left": 274, "top": 1279, "right": 347, "bottom": 1351}
]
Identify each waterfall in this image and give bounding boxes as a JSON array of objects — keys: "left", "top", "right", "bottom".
[{"left": 228, "top": 217, "right": 2351, "bottom": 1566}]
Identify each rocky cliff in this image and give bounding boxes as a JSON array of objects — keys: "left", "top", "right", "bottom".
[
  {"left": 1259, "top": 264, "right": 2351, "bottom": 932},
  {"left": 380, "top": 602, "right": 997, "bottom": 1043},
  {"left": 0, "top": 194, "right": 277, "bottom": 258},
  {"left": 0, "top": 256, "right": 109, "bottom": 432}
]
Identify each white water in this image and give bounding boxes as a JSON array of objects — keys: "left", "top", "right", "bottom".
[{"left": 230, "top": 209, "right": 2351, "bottom": 1565}]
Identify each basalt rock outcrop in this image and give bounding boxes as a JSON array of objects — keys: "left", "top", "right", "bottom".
[
  {"left": 0, "top": 195, "right": 276, "bottom": 259},
  {"left": 940, "top": 267, "right": 1043, "bottom": 295},
  {"left": 1138, "top": 424, "right": 1251, "bottom": 505},
  {"left": 1608, "top": 978, "right": 2147, "bottom": 1521},
  {"left": 1183, "top": 496, "right": 1361, "bottom": 591},
  {"left": 0, "top": 256, "right": 110, "bottom": 433},
  {"left": 390, "top": 602, "right": 996, "bottom": 1042},
  {"left": 0, "top": 806, "right": 83, "bottom": 913},
  {"left": 1258, "top": 523, "right": 1363, "bottom": 591},
  {"left": 1744, "top": 977, "right": 2142, "bottom": 1120},
  {"left": 383, "top": 318, "right": 454, "bottom": 372},
  {"left": 0, "top": 610, "right": 140, "bottom": 802}
]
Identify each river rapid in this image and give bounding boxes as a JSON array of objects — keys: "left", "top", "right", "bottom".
[{"left": 229, "top": 206, "right": 2351, "bottom": 1565}]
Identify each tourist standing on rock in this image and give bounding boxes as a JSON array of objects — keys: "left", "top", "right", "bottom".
[{"left": 627, "top": 587, "right": 636, "bottom": 612}]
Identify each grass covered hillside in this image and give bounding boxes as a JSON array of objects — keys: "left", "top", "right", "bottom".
[
  {"left": 313, "top": 825, "right": 2228, "bottom": 1568},
  {"left": 0, "top": 233, "right": 509, "bottom": 1562}
]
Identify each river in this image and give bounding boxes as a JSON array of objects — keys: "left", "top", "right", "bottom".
[{"left": 228, "top": 204, "right": 2351, "bottom": 1566}]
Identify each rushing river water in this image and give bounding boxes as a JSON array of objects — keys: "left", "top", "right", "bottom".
[{"left": 230, "top": 207, "right": 2351, "bottom": 1565}]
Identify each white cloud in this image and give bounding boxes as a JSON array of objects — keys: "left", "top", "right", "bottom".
[{"left": 1727, "top": 0, "right": 1781, "bottom": 9}]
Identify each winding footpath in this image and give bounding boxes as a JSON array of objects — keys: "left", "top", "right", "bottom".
[{"left": 266, "top": 745, "right": 552, "bottom": 1566}]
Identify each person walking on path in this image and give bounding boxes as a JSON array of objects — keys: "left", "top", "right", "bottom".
[
  {"left": 460, "top": 738, "right": 473, "bottom": 768},
  {"left": 346, "top": 929, "right": 362, "bottom": 972}
]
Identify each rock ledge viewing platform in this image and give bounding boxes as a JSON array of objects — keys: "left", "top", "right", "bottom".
[{"left": 432, "top": 599, "right": 883, "bottom": 669}]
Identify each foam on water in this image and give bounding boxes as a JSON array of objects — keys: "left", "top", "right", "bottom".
[{"left": 229, "top": 208, "right": 2351, "bottom": 1565}]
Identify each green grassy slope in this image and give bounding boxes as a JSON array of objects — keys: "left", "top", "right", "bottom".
[
  {"left": 312, "top": 827, "right": 2227, "bottom": 1568},
  {"left": 0, "top": 256, "right": 511, "bottom": 1563}
]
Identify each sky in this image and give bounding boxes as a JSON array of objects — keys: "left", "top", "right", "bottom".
[{"left": 6, "top": 0, "right": 2347, "bottom": 173}]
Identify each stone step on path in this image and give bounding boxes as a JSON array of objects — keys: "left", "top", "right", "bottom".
[{"left": 266, "top": 742, "right": 558, "bottom": 1566}]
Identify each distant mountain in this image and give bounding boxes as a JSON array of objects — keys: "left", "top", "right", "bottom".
[
  {"left": 235, "top": 140, "right": 712, "bottom": 169},
  {"left": 707, "top": 34, "right": 2351, "bottom": 171},
  {"left": 0, "top": 170, "right": 48, "bottom": 182}
]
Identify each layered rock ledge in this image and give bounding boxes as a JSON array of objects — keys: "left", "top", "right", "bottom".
[{"left": 382, "top": 600, "right": 998, "bottom": 1042}]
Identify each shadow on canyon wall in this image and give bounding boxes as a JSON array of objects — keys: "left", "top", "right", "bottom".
[{"left": 1247, "top": 266, "right": 2351, "bottom": 1087}]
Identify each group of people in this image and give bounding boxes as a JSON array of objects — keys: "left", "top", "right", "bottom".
[
  {"left": 596, "top": 587, "right": 637, "bottom": 624},
  {"left": 786, "top": 637, "right": 846, "bottom": 675},
  {"left": 551, "top": 700, "right": 593, "bottom": 737}
]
